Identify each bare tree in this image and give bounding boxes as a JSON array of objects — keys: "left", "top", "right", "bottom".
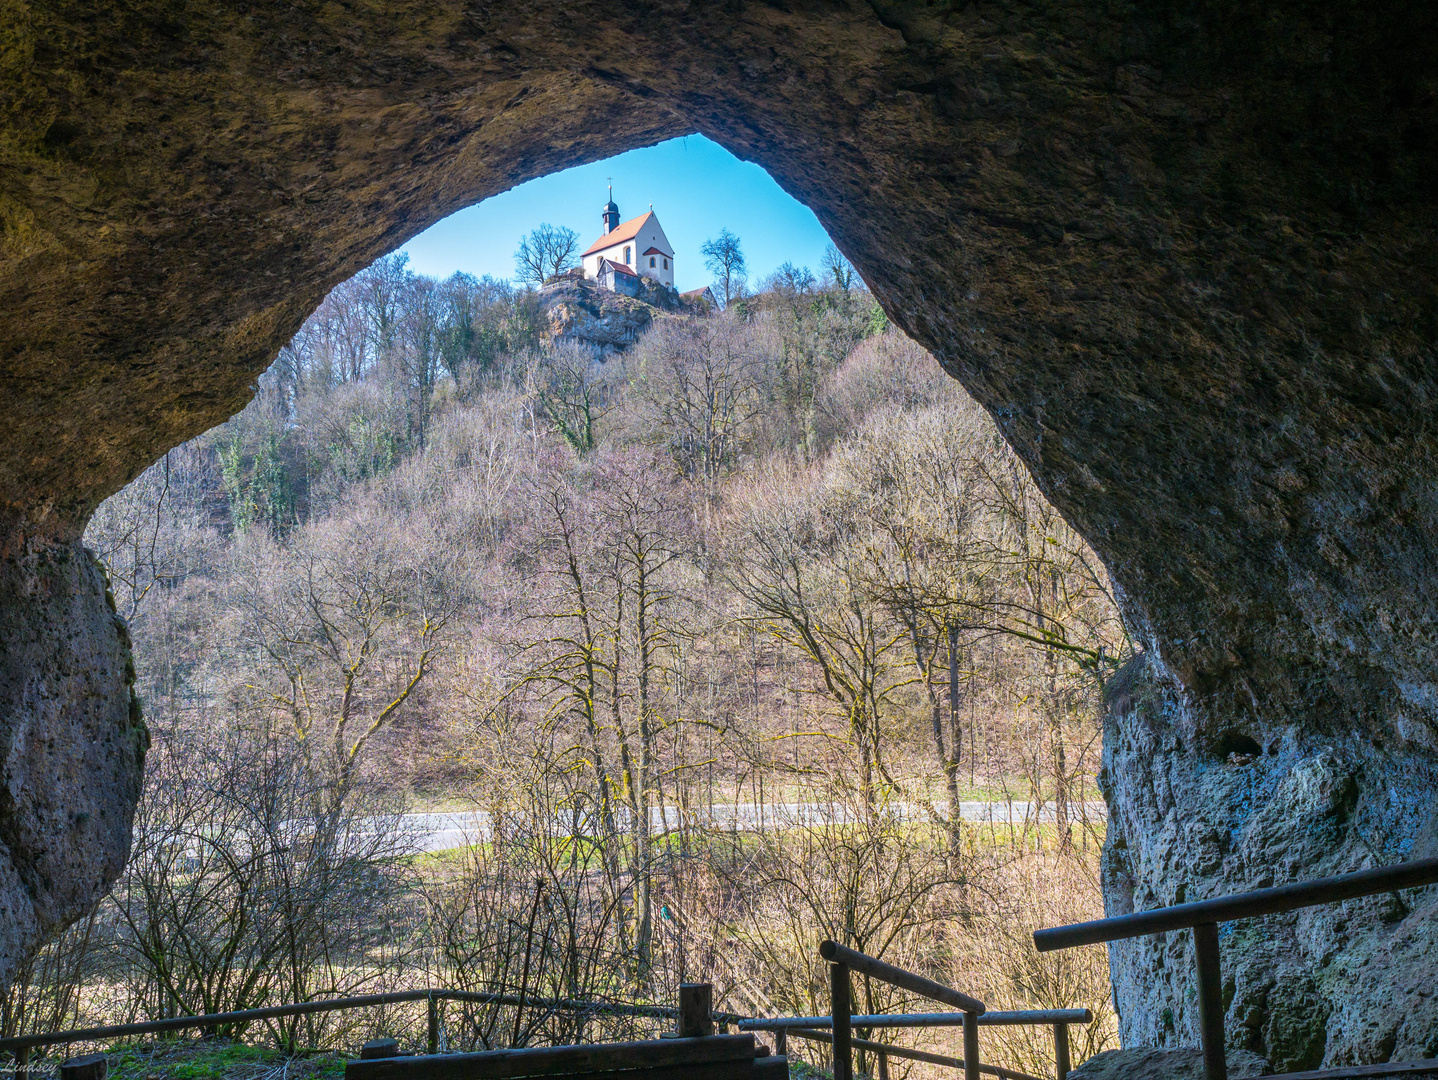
[
  {"left": 129, "top": 728, "right": 416, "bottom": 1038},
  {"left": 626, "top": 317, "right": 769, "bottom": 484},
  {"left": 232, "top": 502, "right": 462, "bottom": 795},
  {"left": 593, "top": 448, "right": 690, "bottom": 970},
  {"left": 392, "top": 274, "right": 445, "bottom": 447},
  {"left": 516, "top": 224, "right": 581, "bottom": 285},
  {"left": 725, "top": 466, "right": 913, "bottom": 812},
  {"left": 835, "top": 399, "right": 994, "bottom": 849},
  {"left": 357, "top": 253, "right": 414, "bottom": 366},
  {"left": 85, "top": 447, "right": 222, "bottom": 625},
  {"left": 503, "top": 459, "right": 628, "bottom": 921},
  {"left": 498, "top": 446, "right": 696, "bottom": 975},
  {"left": 531, "top": 342, "right": 615, "bottom": 455},
  {"left": 976, "top": 451, "right": 1126, "bottom": 847},
  {"left": 700, "top": 229, "right": 747, "bottom": 306},
  {"left": 821, "top": 244, "right": 856, "bottom": 292}
]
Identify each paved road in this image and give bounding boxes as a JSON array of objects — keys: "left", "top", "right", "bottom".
[{"left": 394, "top": 801, "right": 1107, "bottom": 854}]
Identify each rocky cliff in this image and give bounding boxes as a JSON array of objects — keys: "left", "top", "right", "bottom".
[
  {"left": 539, "top": 274, "right": 682, "bottom": 355},
  {"left": 2, "top": 0, "right": 1437, "bottom": 1062},
  {"left": 1103, "top": 656, "right": 1438, "bottom": 1069},
  {"left": 0, "top": 538, "right": 148, "bottom": 980}
]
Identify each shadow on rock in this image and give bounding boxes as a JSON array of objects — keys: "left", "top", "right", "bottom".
[{"left": 1070, "top": 1048, "right": 1269, "bottom": 1079}]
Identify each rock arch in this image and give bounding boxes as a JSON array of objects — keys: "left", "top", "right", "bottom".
[{"left": 3, "top": 0, "right": 1437, "bottom": 1063}]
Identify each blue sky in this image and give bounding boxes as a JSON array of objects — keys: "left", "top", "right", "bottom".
[{"left": 399, "top": 135, "right": 837, "bottom": 293}]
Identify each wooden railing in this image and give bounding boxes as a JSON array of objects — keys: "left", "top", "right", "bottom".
[
  {"left": 10, "top": 958, "right": 1093, "bottom": 1080},
  {"left": 13, "top": 862, "right": 1437, "bottom": 1080},
  {"left": 1033, "top": 856, "right": 1438, "bottom": 1080},
  {"left": 741, "top": 1010, "right": 1093, "bottom": 1080},
  {"left": 802, "top": 941, "right": 1094, "bottom": 1080},
  {"left": 1, "top": 987, "right": 746, "bottom": 1079}
]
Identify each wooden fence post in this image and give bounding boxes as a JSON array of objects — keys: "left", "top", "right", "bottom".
[
  {"left": 427, "top": 993, "right": 440, "bottom": 1055},
  {"left": 679, "top": 983, "right": 714, "bottom": 1038},
  {"left": 962, "top": 1010, "right": 980, "bottom": 1080},
  {"left": 775, "top": 1029, "right": 787, "bottom": 1057},
  {"left": 59, "top": 1056, "right": 106, "bottom": 1080},
  {"left": 1193, "top": 923, "right": 1227, "bottom": 1080},
  {"left": 831, "top": 963, "right": 852, "bottom": 1080},
  {"left": 1053, "top": 1023, "right": 1071, "bottom": 1080}
]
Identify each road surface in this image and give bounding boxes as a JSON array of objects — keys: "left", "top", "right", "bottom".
[{"left": 393, "top": 801, "right": 1107, "bottom": 854}]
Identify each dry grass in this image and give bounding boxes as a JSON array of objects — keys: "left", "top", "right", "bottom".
[{"left": 900, "top": 849, "right": 1118, "bottom": 1078}]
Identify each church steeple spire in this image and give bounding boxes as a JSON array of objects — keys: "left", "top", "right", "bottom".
[{"left": 602, "top": 181, "right": 619, "bottom": 235}]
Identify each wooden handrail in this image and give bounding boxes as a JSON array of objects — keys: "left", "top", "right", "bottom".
[
  {"left": 345, "top": 1034, "right": 759, "bottom": 1080},
  {"left": 740, "top": 1009, "right": 1092, "bottom": 1030},
  {"left": 0, "top": 989, "right": 746, "bottom": 1055},
  {"left": 784, "top": 1028, "right": 1045, "bottom": 1080},
  {"left": 817, "top": 941, "right": 986, "bottom": 1014},
  {"left": 1031, "top": 857, "right": 1438, "bottom": 1080},
  {"left": 818, "top": 941, "right": 992, "bottom": 1080},
  {"left": 1033, "top": 857, "right": 1438, "bottom": 951}
]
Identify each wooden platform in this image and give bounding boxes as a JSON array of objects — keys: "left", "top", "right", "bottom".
[{"left": 344, "top": 1034, "right": 787, "bottom": 1080}]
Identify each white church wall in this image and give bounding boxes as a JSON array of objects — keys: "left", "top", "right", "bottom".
[{"left": 581, "top": 209, "right": 676, "bottom": 289}]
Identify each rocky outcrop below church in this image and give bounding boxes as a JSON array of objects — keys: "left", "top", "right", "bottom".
[{"left": 538, "top": 274, "right": 685, "bottom": 355}]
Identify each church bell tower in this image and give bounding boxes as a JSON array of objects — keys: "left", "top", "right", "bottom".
[{"left": 601, "top": 183, "right": 619, "bottom": 235}]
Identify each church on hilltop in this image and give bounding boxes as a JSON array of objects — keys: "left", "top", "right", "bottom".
[{"left": 582, "top": 187, "right": 675, "bottom": 295}]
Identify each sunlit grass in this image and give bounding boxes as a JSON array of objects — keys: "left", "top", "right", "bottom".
[{"left": 104, "top": 1041, "right": 344, "bottom": 1080}]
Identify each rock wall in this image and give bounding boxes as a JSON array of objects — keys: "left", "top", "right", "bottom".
[
  {"left": 0, "top": 524, "right": 148, "bottom": 980},
  {"left": 539, "top": 274, "right": 681, "bottom": 355},
  {"left": 2, "top": 0, "right": 1437, "bottom": 1054},
  {"left": 1103, "top": 655, "right": 1438, "bottom": 1068}
]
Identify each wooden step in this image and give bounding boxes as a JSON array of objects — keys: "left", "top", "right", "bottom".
[{"left": 346, "top": 1036, "right": 762, "bottom": 1080}]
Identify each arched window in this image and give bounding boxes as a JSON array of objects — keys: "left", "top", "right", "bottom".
[
  {"left": 650, "top": 256, "right": 656, "bottom": 268},
  {"left": 624, "top": 246, "right": 631, "bottom": 264},
  {"left": 663, "top": 258, "right": 669, "bottom": 270}
]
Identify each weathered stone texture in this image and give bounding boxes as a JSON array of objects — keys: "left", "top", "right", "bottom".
[
  {"left": 2, "top": 0, "right": 1437, "bottom": 1058},
  {"left": 1103, "top": 655, "right": 1438, "bottom": 1069},
  {"left": 1068, "top": 1047, "right": 1269, "bottom": 1080},
  {"left": 0, "top": 529, "right": 148, "bottom": 978},
  {"left": 539, "top": 274, "right": 679, "bottom": 354}
]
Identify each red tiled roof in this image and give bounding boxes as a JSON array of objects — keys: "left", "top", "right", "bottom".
[
  {"left": 642, "top": 247, "right": 665, "bottom": 257},
  {"left": 583, "top": 212, "right": 654, "bottom": 257},
  {"left": 600, "top": 258, "right": 639, "bottom": 278},
  {"left": 681, "top": 286, "right": 713, "bottom": 298}
]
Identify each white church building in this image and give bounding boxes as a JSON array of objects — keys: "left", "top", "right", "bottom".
[{"left": 582, "top": 189, "right": 675, "bottom": 292}]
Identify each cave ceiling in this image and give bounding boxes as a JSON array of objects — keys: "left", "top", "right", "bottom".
[{"left": 4, "top": 2, "right": 1434, "bottom": 728}]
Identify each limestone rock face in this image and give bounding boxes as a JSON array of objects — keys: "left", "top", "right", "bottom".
[
  {"left": 1103, "top": 655, "right": 1438, "bottom": 1069},
  {"left": 0, "top": 531, "right": 148, "bottom": 978},
  {"left": 539, "top": 275, "right": 677, "bottom": 355},
  {"left": 1, "top": 0, "right": 1437, "bottom": 1050},
  {"left": 1068, "top": 1047, "right": 1269, "bottom": 1080}
]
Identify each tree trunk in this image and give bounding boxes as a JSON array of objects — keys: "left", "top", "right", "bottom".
[{"left": 946, "top": 622, "right": 965, "bottom": 852}]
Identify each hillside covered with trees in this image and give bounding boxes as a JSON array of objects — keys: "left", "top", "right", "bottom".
[{"left": 9, "top": 248, "right": 1131, "bottom": 1077}]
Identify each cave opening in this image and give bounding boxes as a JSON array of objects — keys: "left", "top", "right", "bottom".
[{"left": 2, "top": 0, "right": 1437, "bottom": 1068}]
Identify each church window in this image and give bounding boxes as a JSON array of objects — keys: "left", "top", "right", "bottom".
[
  {"left": 624, "top": 246, "right": 631, "bottom": 264},
  {"left": 650, "top": 257, "right": 656, "bottom": 268},
  {"left": 663, "top": 258, "right": 668, "bottom": 269}
]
